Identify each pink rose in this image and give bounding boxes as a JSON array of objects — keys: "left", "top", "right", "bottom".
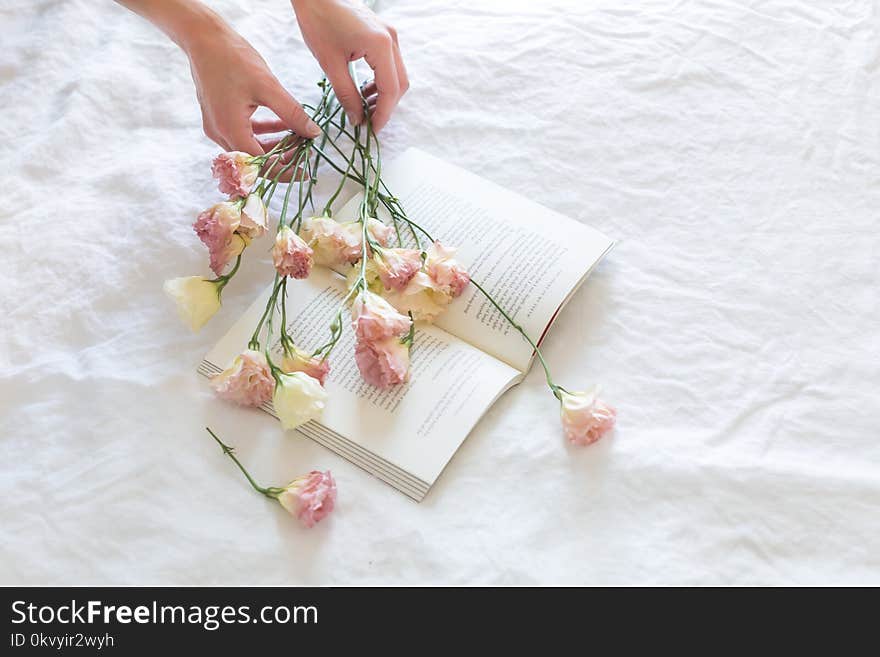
[
  {"left": 277, "top": 470, "right": 337, "bottom": 528},
  {"left": 373, "top": 248, "right": 422, "bottom": 292},
  {"left": 211, "top": 350, "right": 275, "bottom": 407},
  {"left": 272, "top": 226, "right": 314, "bottom": 279},
  {"left": 351, "top": 291, "right": 413, "bottom": 342},
  {"left": 212, "top": 151, "right": 260, "bottom": 198},
  {"left": 426, "top": 241, "right": 470, "bottom": 298},
  {"left": 354, "top": 337, "right": 411, "bottom": 388},
  {"left": 559, "top": 387, "right": 616, "bottom": 446},
  {"left": 281, "top": 346, "right": 330, "bottom": 386},
  {"left": 193, "top": 202, "right": 247, "bottom": 276}
]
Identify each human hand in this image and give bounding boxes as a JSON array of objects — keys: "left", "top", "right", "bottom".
[
  {"left": 291, "top": 0, "right": 409, "bottom": 132},
  {"left": 184, "top": 13, "right": 321, "bottom": 155}
]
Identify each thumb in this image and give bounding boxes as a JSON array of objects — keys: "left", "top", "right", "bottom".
[
  {"left": 324, "top": 60, "right": 364, "bottom": 125},
  {"left": 260, "top": 83, "right": 321, "bottom": 139}
]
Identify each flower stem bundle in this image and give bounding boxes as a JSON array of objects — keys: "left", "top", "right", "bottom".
[{"left": 168, "top": 77, "right": 615, "bottom": 523}]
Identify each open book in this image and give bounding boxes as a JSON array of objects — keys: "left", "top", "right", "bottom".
[{"left": 201, "top": 149, "right": 614, "bottom": 501}]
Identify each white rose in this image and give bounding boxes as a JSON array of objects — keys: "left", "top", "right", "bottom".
[
  {"left": 163, "top": 276, "right": 222, "bottom": 332},
  {"left": 273, "top": 372, "right": 329, "bottom": 430}
]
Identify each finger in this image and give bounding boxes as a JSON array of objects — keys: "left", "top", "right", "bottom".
[
  {"left": 364, "top": 35, "right": 400, "bottom": 132},
  {"left": 364, "top": 93, "right": 378, "bottom": 110},
  {"left": 325, "top": 59, "right": 365, "bottom": 126},
  {"left": 209, "top": 132, "right": 231, "bottom": 152},
  {"left": 214, "top": 134, "right": 232, "bottom": 151},
  {"left": 361, "top": 80, "right": 378, "bottom": 98},
  {"left": 251, "top": 117, "right": 290, "bottom": 135},
  {"left": 258, "top": 136, "right": 282, "bottom": 152},
  {"left": 226, "top": 123, "right": 265, "bottom": 156},
  {"left": 386, "top": 23, "right": 410, "bottom": 96},
  {"left": 203, "top": 117, "right": 230, "bottom": 151},
  {"left": 392, "top": 39, "right": 409, "bottom": 96},
  {"left": 213, "top": 105, "right": 266, "bottom": 155},
  {"left": 258, "top": 83, "right": 321, "bottom": 138}
]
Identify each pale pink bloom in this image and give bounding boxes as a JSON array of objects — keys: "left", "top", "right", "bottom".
[
  {"left": 559, "top": 387, "right": 617, "bottom": 446},
  {"left": 211, "top": 350, "right": 275, "bottom": 408},
  {"left": 384, "top": 243, "right": 469, "bottom": 322},
  {"left": 365, "top": 218, "right": 393, "bottom": 247},
  {"left": 282, "top": 346, "right": 330, "bottom": 386},
  {"left": 351, "top": 291, "right": 413, "bottom": 388},
  {"left": 193, "top": 201, "right": 247, "bottom": 275},
  {"left": 354, "top": 336, "right": 411, "bottom": 389},
  {"left": 351, "top": 291, "right": 412, "bottom": 342},
  {"left": 385, "top": 271, "right": 449, "bottom": 323},
  {"left": 272, "top": 226, "right": 314, "bottom": 279},
  {"left": 212, "top": 151, "right": 260, "bottom": 198},
  {"left": 373, "top": 248, "right": 422, "bottom": 292},
  {"left": 426, "top": 241, "right": 470, "bottom": 298},
  {"left": 300, "top": 216, "right": 361, "bottom": 266},
  {"left": 239, "top": 193, "right": 269, "bottom": 239},
  {"left": 277, "top": 470, "right": 337, "bottom": 528},
  {"left": 300, "top": 217, "right": 393, "bottom": 267}
]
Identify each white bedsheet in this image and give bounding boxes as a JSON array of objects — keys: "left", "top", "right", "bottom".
[{"left": 1, "top": 0, "right": 878, "bottom": 585}]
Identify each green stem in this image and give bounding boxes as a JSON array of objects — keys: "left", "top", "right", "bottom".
[
  {"left": 262, "top": 147, "right": 307, "bottom": 207},
  {"left": 277, "top": 146, "right": 309, "bottom": 229},
  {"left": 468, "top": 279, "right": 559, "bottom": 395},
  {"left": 249, "top": 275, "right": 284, "bottom": 350},
  {"left": 279, "top": 276, "right": 293, "bottom": 354},
  {"left": 205, "top": 427, "right": 280, "bottom": 498},
  {"left": 312, "top": 283, "right": 358, "bottom": 357},
  {"left": 309, "top": 141, "right": 419, "bottom": 248},
  {"left": 323, "top": 134, "right": 359, "bottom": 216},
  {"left": 304, "top": 140, "right": 558, "bottom": 394},
  {"left": 208, "top": 253, "right": 243, "bottom": 289}
]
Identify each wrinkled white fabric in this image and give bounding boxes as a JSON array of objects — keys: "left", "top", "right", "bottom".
[{"left": 1, "top": 0, "right": 878, "bottom": 585}]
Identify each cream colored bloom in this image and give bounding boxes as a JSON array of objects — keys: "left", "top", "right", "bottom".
[
  {"left": 345, "top": 259, "right": 383, "bottom": 294},
  {"left": 239, "top": 193, "right": 269, "bottom": 239},
  {"left": 273, "top": 372, "right": 328, "bottom": 430},
  {"left": 163, "top": 276, "right": 222, "bottom": 332},
  {"left": 300, "top": 216, "right": 361, "bottom": 266},
  {"left": 300, "top": 216, "right": 393, "bottom": 267}
]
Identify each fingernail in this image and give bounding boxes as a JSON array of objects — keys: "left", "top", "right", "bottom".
[{"left": 307, "top": 120, "right": 321, "bottom": 137}]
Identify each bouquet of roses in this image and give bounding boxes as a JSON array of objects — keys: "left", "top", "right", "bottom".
[{"left": 164, "top": 77, "right": 615, "bottom": 528}]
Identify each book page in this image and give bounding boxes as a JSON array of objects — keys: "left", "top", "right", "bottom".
[
  {"left": 336, "top": 148, "right": 614, "bottom": 371},
  {"left": 203, "top": 267, "right": 521, "bottom": 487}
]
